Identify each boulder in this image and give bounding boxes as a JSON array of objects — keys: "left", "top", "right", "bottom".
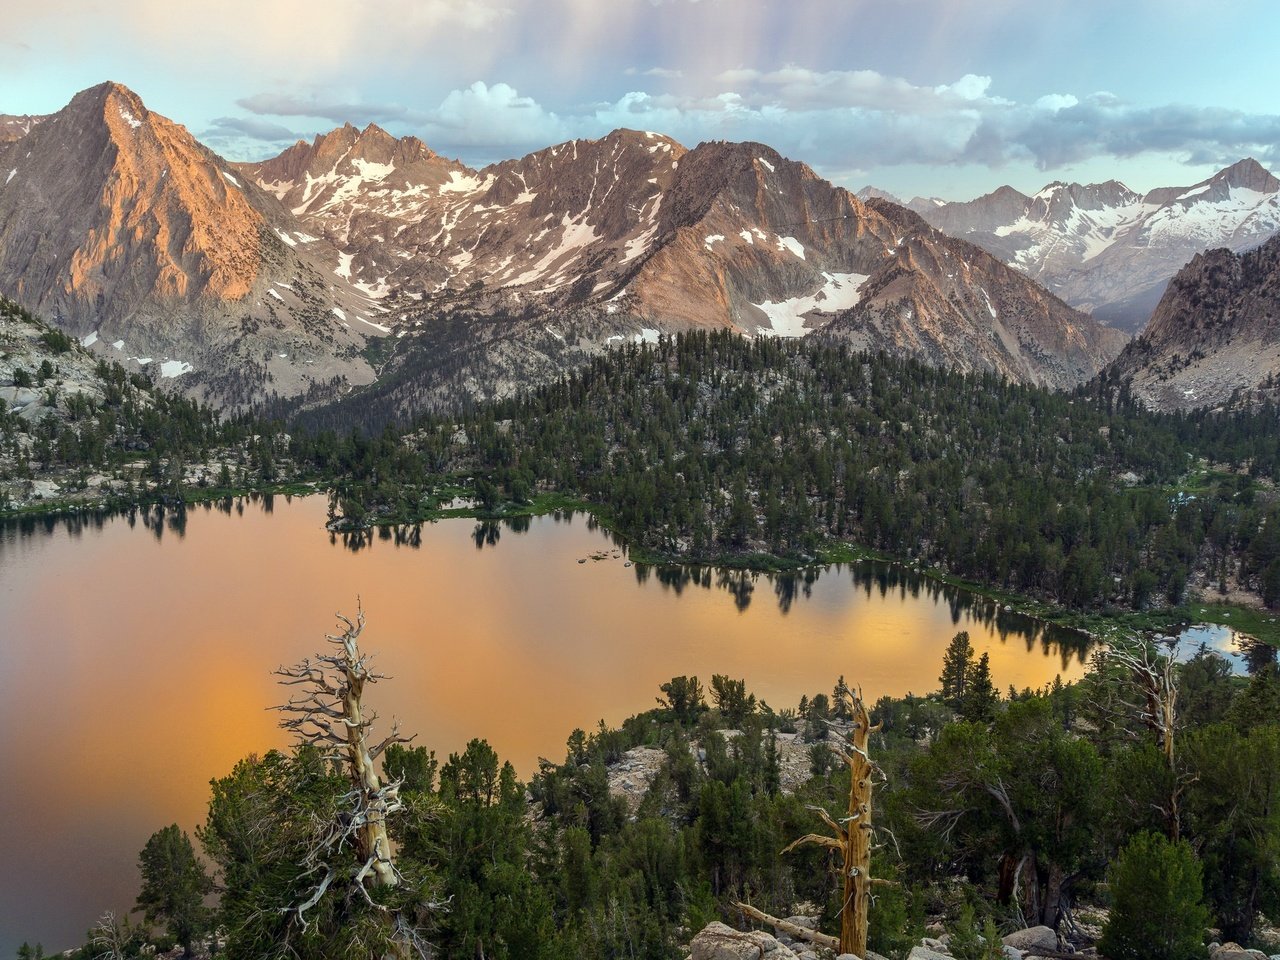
[
  {"left": 691, "top": 922, "right": 799, "bottom": 960},
  {"left": 1002, "top": 927, "right": 1059, "bottom": 955},
  {"left": 1210, "top": 944, "right": 1268, "bottom": 960},
  {"left": 909, "top": 946, "right": 955, "bottom": 960},
  {"left": 783, "top": 916, "right": 820, "bottom": 930}
]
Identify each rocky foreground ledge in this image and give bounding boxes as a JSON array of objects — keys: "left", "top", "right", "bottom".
[{"left": 687, "top": 921, "right": 1280, "bottom": 960}]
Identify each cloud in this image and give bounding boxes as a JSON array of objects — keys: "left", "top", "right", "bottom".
[
  {"left": 421, "top": 81, "right": 569, "bottom": 150},
  {"left": 205, "top": 116, "right": 305, "bottom": 142},
  {"left": 570, "top": 67, "right": 1280, "bottom": 178},
  {"left": 213, "top": 63, "right": 1280, "bottom": 182},
  {"left": 237, "top": 92, "right": 422, "bottom": 125},
  {"left": 625, "top": 67, "right": 685, "bottom": 79}
]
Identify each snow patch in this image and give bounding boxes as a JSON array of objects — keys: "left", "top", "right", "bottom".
[
  {"left": 508, "top": 214, "right": 600, "bottom": 287},
  {"left": 222, "top": 171, "right": 240, "bottom": 188},
  {"left": 704, "top": 234, "right": 725, "bottom": 250},
  {"left": 160, "top": 360, "right": 193, "bottom": 378},
  {"left": 635, "top": 328, "right": 661, "bottom": 344},
  {"left": 5, "top": 169, "right": 14, "bottom": 185},
  {"left": 777, "top": 236, "right": 806, "bottom": 260},
  {"left": 752, "top": 272, "right": 869, "bottom": 337},
  {"left": 438, "top": 171, "right": 484, "bottom": 194},
  {"left": 332, "top": 307, "right": 346, "bottom": 320},
  {"left": 118, "top": 107, "right": 142, "bottom": 129},
  {"left": 355, "top": 316, "right": 392, "bottom": 333},
  {"left": 275, "top": 229, "right": 298, "bottom": 247},
  {"left": 353, "top": 276, "right": 391, "bottom": 300},
  {"left": 268, "top": 289, "right": 285, "bottom": 302},
  {"left": 758, "top": 157, "right": 775, "bottom": 173},
  {"left": 111, "top": 340, "right": 125, "bottom": 351},
  {"left": 739, "top": 229, "right": 754, "bottom": 245},
  {"left": 79, "top": 331, "right": 99, "bottom": 347},
  {"left": 336, "top": 252, "right": 354, "bottom": 279}
]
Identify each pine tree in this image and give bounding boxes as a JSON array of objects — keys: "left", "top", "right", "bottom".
[
  {"left": 939, "top": 631, "right": 975, "bottom": 710},
  {"left": 960, "top": 652, "right": 998, "bottom": 722},
  {"left": 135, "top": 825, "right": 212, "bottom": 958}
]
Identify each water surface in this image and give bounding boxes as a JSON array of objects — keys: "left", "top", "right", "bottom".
[{"left": 0, "top": 495, "right": 1089, "bottom": 951}]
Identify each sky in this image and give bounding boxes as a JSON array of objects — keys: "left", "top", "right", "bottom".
[{"left": 3, "top": 0, "right": 1280, "bottom": 200}]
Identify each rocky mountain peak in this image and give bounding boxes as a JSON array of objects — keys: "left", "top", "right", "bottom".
[
  {"left": 0, "top": 83, "right": 378, "bottom": 407},
  {"left": 2, "top": 79, "right": 267, "bottom": 306},
  {"left": 855, "top": 186, "right": 902, "bottom": 204},
  {"left": 1216, "top": 157, "right": 1279, "bottom": 193}
]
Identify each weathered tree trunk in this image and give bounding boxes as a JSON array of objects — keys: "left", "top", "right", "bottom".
[
  {"left": 275, "top": 608, "right": 415, "bottom": 907},
  {"left": 338, "top": 630, "right": 398, "bottom": 888},
  {"left": 1041, "top": 862, "right": 1064, "bottom": 929},
  {"left": 774, "top": 688, "right": 885, "bottom": 958},
  {"left": 733, "top": 902, "right": 841, "bottom": 952},
  {"left": 842, "top": 696, "right": 876, "bottom": 957},
  {"left": 1107, "top": 639, "right": 1181, "bottom": 841}
]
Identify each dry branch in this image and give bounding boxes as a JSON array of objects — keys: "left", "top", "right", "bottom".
[{"left": 732, "top": 901, "right": 842, "bottom": 952}]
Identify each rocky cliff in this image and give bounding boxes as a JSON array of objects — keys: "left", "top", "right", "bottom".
[{"left": 1105, "top": 232, "right": 1280, "bottom": 410}]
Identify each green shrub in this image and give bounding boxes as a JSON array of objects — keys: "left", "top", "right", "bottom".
[{"left": 1100, "top": 831, "right": 1209, "bottom": 960}]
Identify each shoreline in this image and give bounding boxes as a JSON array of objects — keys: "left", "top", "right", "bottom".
[{"left": 11, "top": 480, "right": 1273, "bottom": 649}]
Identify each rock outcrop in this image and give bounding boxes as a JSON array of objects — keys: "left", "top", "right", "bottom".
[{"left": 1105, "top": 232, "right": 1280, "bottom": 409}]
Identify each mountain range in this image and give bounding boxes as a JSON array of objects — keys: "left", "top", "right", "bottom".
[
  {"left": 867, "top": 159, "right": 1280, "bottom": 334},
  {"left": 11, "top": 80, "right": 1269, "bottom": 417}
]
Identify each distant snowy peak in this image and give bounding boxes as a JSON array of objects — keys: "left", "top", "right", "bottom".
[
  {"left": 855, "top": 186, "right": 949, "bottom": 217},
  {"left": 897, "top": 159, "right": 1280, "bottom": 332}
]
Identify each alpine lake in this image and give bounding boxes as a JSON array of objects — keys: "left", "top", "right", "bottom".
[{"left": 0, "top": 491, "right": 1214, "bottom": 951}]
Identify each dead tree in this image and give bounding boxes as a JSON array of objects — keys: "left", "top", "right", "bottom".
[
  {"left": 736, "top": 687, "right": 889, "bottom": 958},
  {"left": 1103, "top": 636, "right": 1185, "bottom": 839},
  {"left": 274, "top": 606, "right": 415, "bottom": 918}
]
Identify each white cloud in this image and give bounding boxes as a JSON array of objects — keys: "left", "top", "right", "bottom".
[
  {"left": 625, "top": 66, "right": 685, "bottom": 79},
  {"left": 934, "top": 74, "right": 994, "bottom": 102},
  {"left": 423, "top": 81, "right": 569, "bottom": 150}
]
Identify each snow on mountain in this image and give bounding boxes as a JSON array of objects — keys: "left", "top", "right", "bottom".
[
  {"left": 904, "top": 160, "right": 1280, "bottom": 333},
  {"left": 0, "top": 82, "right": 1131, "bottom": 417}
]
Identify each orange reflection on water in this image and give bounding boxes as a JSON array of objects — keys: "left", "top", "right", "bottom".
[{"left": 0, "top": 497, "right": 1089, "bottom": 952}]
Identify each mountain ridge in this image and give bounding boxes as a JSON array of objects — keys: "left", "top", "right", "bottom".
[
  {"left": 3, "top": 82, "right": 1127, "bottom": 418},
  {"left": 878, "top": 159, "right": 1280, "bottom": 334}
]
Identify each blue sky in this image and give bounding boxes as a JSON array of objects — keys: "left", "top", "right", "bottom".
[{"left": 3, "top": 0, "right": 1279, "bottom": 199}]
